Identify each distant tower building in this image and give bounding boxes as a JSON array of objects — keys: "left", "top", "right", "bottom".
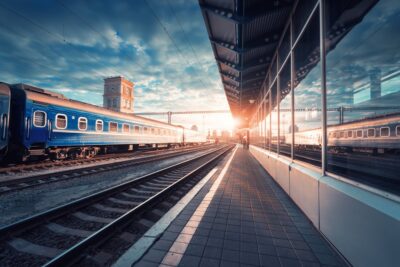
[{"left": 103, "top": 76, "right": 134, "bottom": 113}]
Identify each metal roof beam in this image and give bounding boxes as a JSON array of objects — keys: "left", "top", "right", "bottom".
[
  {"left": 226, "top": 95, "right": 240, "bottom": 104},
  {"left": 216, "top": 58, "right": 239, "bottom": 71},
  {"left": 212, "top": 38, "right": 276, "bottom": 54},
  {"left": 220, "top": 70, "right": 239, "bottom": 80},
  {"left": 242, "top": 76, "right": 265, "bottom": 85},
  {"left": 223, "top": 82, "right": 240, "bottom": 93},
  {"left": 226, "top": 96, "right": 240, "bottom": 103},
  {"left": 242, "top": 57, "right": 271, "bottom": 69},
  {"left": 222, "top": 77, "right": 239, "bottom": 87},
  {"left": 200, "top": 2, "right": 293, "bottom": 24},
  {"left": 217, "top": 57, "right": 269, "bottom": 72},
  {"left": 200, "top": 4, "right": 242, "bottom": 23},
  {"left": 241, "top": 85, "right": 261, "bottom": 93}
]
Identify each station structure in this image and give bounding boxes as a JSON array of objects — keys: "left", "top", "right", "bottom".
[
  {"left": 119, "top": 1, "right": 400, "bottom": 267},
  {"left": 198, "top": 0, "right": 400, "bottom": 266}
]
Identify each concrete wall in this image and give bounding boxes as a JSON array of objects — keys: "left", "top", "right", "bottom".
[{"left": 250, "top": 145, "right": 400, "bottom": 267}]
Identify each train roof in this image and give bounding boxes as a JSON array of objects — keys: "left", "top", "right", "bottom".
[
  {"left": 11, "top": 83, "right": 181, "bottom": 129},
  {"left": 0, "top": 83, "right": 11, "bottom": 96}
]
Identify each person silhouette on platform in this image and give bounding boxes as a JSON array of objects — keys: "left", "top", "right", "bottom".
[{"left": 242, "top": 135, "right": 248, "bottom": 149}]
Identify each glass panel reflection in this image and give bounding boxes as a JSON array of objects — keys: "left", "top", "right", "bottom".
[
  {"left": 271, "top": 82, "right": 279, "bottom": 153},
  {"left": 266, "top": 112, "right": 271, "bottom": 150},
  {"left": 279, "top": 59, "right": 292, "bottom": 157},
  {"left": 326, "top": 0, "right": 400, "bottom": 194},
  {"left": 293, "top": 10, "right": 322, "bottom": 166}
]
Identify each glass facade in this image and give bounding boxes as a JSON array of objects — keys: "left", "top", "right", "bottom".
[
  {"left": 271, "top": 81, "right": 279, "bottom": 153},
  {"left": 325, "top": 0, "right": 400, "bottom": 193},
  {"left": 279, "top": 59, "right": 292, "bottom": 157},
  {"left": 293, "top": 10, "right": 322, "bottom": 166},
  {"left": 249, "top": 0, "right": 400, "bottom": 195}
]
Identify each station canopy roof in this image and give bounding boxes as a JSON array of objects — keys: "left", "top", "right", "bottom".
[{"left": 200, "top": 0, "right": 295, "bottom": 122}]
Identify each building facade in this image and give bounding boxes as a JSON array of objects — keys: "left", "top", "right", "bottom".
[{"left": 103, "top": 76, "right": 134, "bottom": 113}]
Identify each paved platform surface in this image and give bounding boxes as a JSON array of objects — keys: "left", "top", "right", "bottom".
[{"left": 133, "top": 147, "right": 347, "bottom": 267}]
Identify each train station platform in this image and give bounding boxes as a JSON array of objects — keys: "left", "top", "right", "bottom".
[{"left": 116, "top": 146, "right": 347, "bottom": 267}]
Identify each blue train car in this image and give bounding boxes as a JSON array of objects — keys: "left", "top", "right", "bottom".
[
  {"left": 7, "top": 83, "right": 202, "bottom": 161},
  {"left": 0, "top": 83, "right": 11, "bottom": 160}
]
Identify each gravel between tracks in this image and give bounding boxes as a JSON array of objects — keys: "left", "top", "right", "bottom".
[{"left": 0, "top": 148, "right": 215, "bottom": 227}]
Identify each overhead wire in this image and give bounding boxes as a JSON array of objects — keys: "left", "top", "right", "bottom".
[
  {"left": 55, "top": 0, "right": 149, "bottom": 74},
  {"left": 165, "top": 0, "right": 213, "bottom": 91},
  {"left": 166, "top": 0, "right": 203, "bottom": 65},
  {"left": 146, "top": 0, "right": 225, "bottom": 96},
  {"left": 0, "top": 16, "right": 91, "bottom": 84},
  {"left": 0, "top": 2, "right": 114, "bottom": 79},
  {"left": 143, "top": 0, "right": 192, "bottom": 67}
]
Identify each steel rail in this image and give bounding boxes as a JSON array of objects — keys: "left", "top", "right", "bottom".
[
  {"left": 43, "top": 145, "right": 233, "bottom": 266},
  {"left": 0, "top": 145, "right": 216, "bottom": 194},
  {"left": 0, "top": 145, "right": 230, "bottom": 240}
]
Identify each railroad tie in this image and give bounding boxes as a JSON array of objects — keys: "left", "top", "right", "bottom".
[
  {"left": 73, "top": 211, "right": 114, "bottom": 224},
  {"left": 129, "top": 188, "right": 154, "bottom": 195},
  {"left": 46, "top": 223, "right": 92, "bottom": 238},
  {"left": 150, "top": 208, "right": 164, "bottom": 217},
  {"left": 8, "top": 238, "right": 63, "bottom": 258},
  {"left": 108, "top": 197, "right": 140, "bottom": 206},
  {"left": 138, "top": 218, "right": 153, "bottom": 228},
  {"left": 89, "top": 251, "right": 113, "bottom": 265},
  {"left": 147, "top": 181, "right": 171, "bottom": 187},
  {"left": 139, "top": 184, "right": 165, "bottom": 190},
  {"left": 119, "top": 232, "right": 137, "bottom": 243},
  {"left": 0, "top": 186, "right": 10, "bottom": 192},
  {"left": 121, "top": 192, "right": 148, "bottom": 199},
  {"left": 92, "top": 204, "right": 129, "bottom": 213}
]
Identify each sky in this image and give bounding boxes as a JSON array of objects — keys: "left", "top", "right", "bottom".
[{"left": 0, "top": 0, "right": 235, "bottom": 133}]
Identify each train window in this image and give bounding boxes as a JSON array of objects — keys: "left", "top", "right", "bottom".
[
  {"left": 96, "top": 120, "right": 103, "bottom": 131},
  {"left": 78, "top": 117, "right": 87, "bottom": 130},
  {"left": 33, "top": 111, "right": 47, "bottom": 127},
  {"left": 357, "top": 130, "right": 363, "bottom": 138},
  {"left": 157, "top": 129, "right": 161, "bottom": 135},
  {"left": 109, "top": 122, "right": 118, "bottom": 132},
  {"left": 340, "top": 132, "right": 344, "bottom": 138},
  {"left": 347, "top": 131, "right": 353, "bottom": 138},
  {"left": 397, "top": 126, "right": 400, "bottom": 136},
  {"left": 134, "top": 126, "right": 140, "bottom": 134},
  {"left": 380, "top": 127, "right": 390, "bottom": 137},
  {"left": 151, "top": 128, "right": 155, "bottom": 135},
  {"left": 122, "top": 124, "right": 130, "bottom": 133},
  {"left": 55, "top": 114, "right": 67, "bottom": 129},
  {"left": 367, "top": 128, "right": 375, "bottom": 138},
  {"left": 143, "top": 127, "right": 148, "bottom": 134}
]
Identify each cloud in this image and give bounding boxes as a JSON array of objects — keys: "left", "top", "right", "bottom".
[{"left": 0, "top": 0, "right": 229, "bottom": 113}]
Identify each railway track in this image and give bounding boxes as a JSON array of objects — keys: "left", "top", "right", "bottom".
[
  {"left": 0, "top": 145, "right": 233, "bottom": 266},
  {"left": 0, "top": 144, "right": 213, "bottom": 176},
  {"left": 0, "top": 145, "right": 216, "bottom": 195}
]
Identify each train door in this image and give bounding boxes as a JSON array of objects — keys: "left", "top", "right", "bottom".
[{"left": 29, "top": 107, "right": 49, "bottom": 145}]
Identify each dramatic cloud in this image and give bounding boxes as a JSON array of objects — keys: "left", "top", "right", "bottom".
[{"left": 0, "top": 0, "right": 230, "bottom": 120}]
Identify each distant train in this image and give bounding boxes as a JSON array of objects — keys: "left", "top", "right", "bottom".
[
  {"left": 254, "top": 113, "right": 400, "bottom": 154},
  {"left": 282, "top": 113, "right": 400, "bottom": 153},
  {"left": 0, "top": 82, "right": 207, "bottom": 162}
]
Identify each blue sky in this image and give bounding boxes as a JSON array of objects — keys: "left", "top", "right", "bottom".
[{"left": 0, "top": 0, "right": 230, "bottom": 117}]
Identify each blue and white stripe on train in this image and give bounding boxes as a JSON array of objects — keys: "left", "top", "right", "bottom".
[{"left": 1, "top": 82, "right": 206, "bottom": 162}]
